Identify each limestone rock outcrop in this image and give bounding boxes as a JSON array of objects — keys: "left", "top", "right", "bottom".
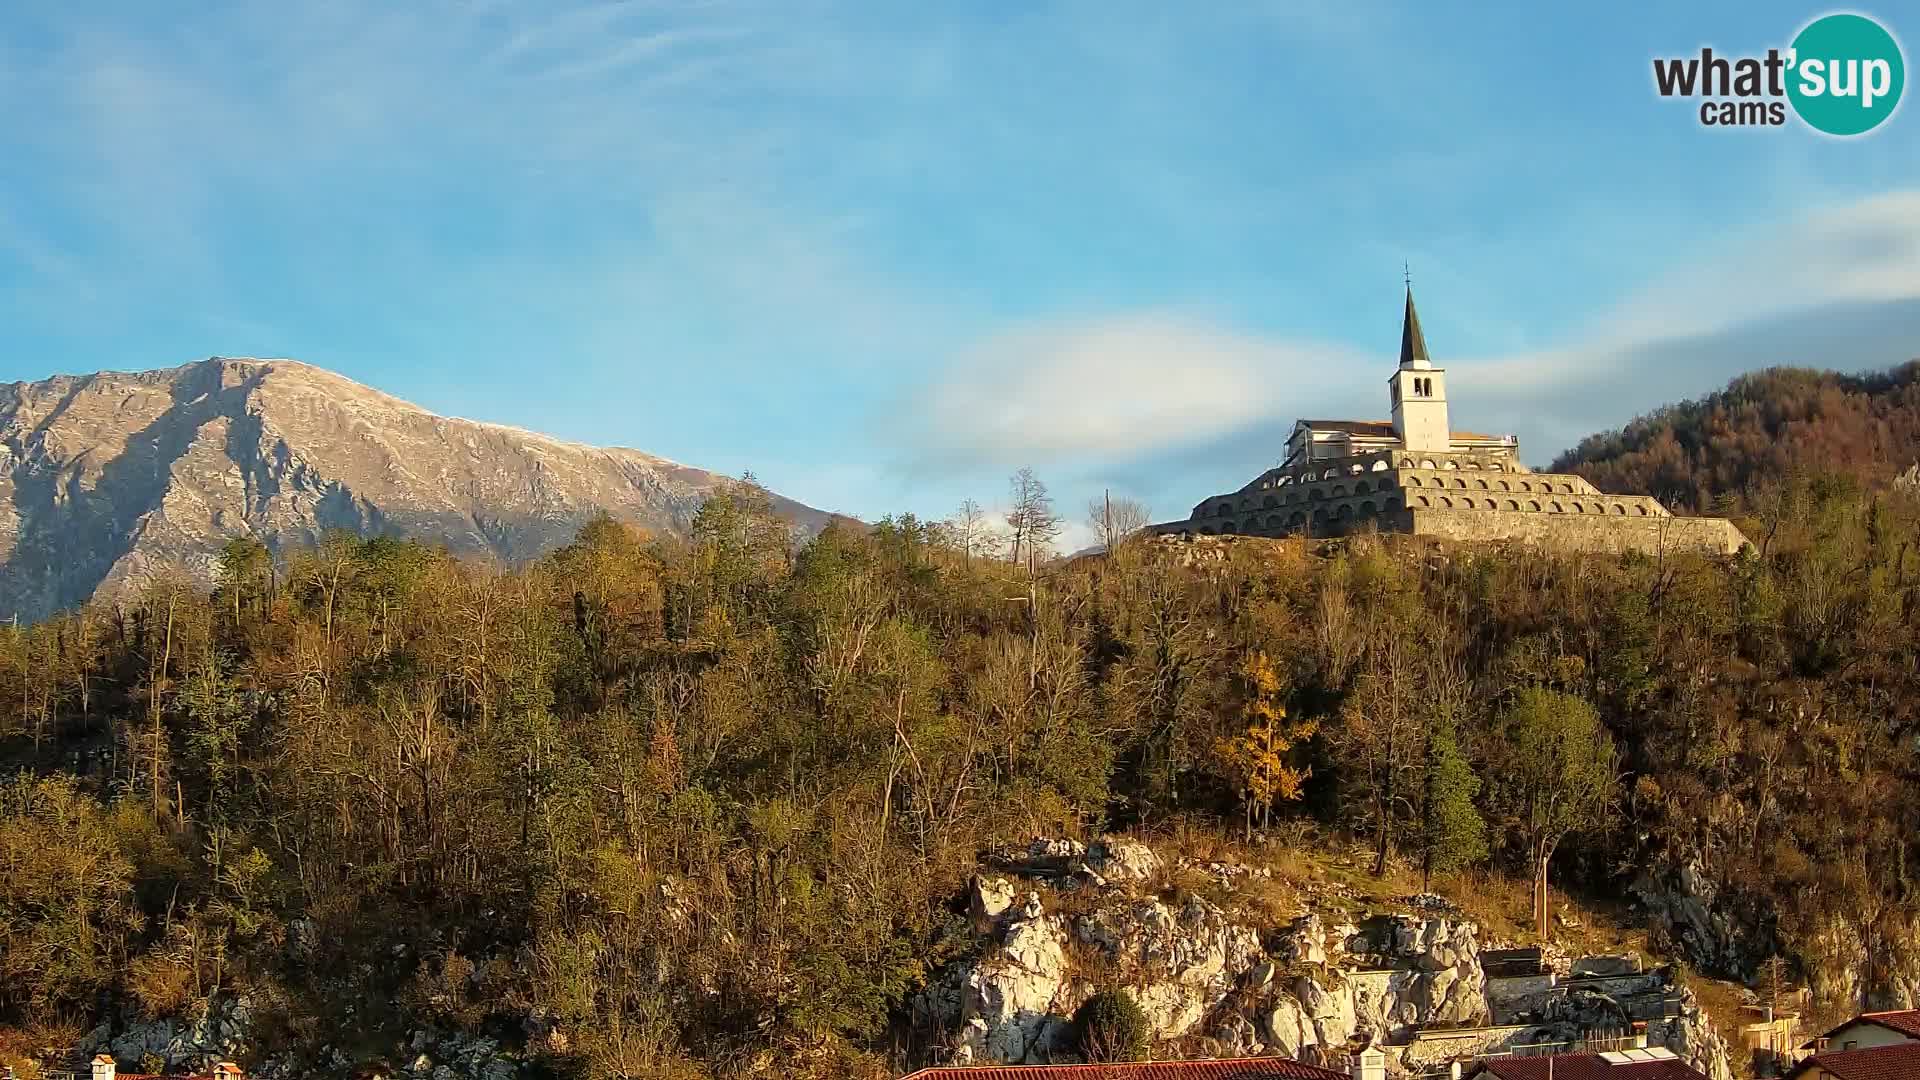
[
  {"left": 1076, "top": 896, "right": 1264, "bottom": 1038},
  {"left": 919, "top": 839, "right": 1505, "bottom": 1068},
  {"left": 1633, "top": 861, "right": 1779, "bottom": 981},
  {"left": 1646, "top": 987, "right": 1736, "bottom": 1080},
  {"left": 913, "top": 837, "right": 1745, "bottom": 1080},
  {"left": 79, "top": 993, "right": 260, "bottom": 1073}
]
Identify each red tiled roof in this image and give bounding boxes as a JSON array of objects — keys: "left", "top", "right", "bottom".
[
  {"left": 1472, "top": 1053, "right": 1707, "bottom": 1080},
  {"left": 899, "top": 1058, "right": 1348, "bottom": 1080},
  {"left": 1789, "top": 1041, "right": 1920, "bottom": 1080},
  {"left": 1852, "top": 1009, "right": 1920, "bottom": 1039}
]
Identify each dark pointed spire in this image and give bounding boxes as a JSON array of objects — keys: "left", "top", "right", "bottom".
[{"left": 1398, "top": 285, "right": 1432, "bottom": 370}]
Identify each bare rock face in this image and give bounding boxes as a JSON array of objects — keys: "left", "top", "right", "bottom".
[
  {"left": 1632, "top": 861, "right": 1778, "bottom": 982},
  {"left": 1075, "top": 896, "right": 1264, "bottom": 1039},
  {"left": 1085, "top": 838, "right": 1162, "bottom": 884},
  {"left": 915, "top": 840, "right": 1741, "bottom": 1078},
  {"left": 0, "top": 358, "right": 833, "bottom": 619},
  {"left": 1646, "top": 987, "right": 1736, "bottom": 1080},
  {"left": 969, "top": 876, "right": 1019, "bottom": 927},
  {"left": 913, "top": 903, "right": 1082, "bottom": 1060}
]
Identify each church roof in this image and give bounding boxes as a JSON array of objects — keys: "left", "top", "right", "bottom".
[
  {"left": 1292, "top": 419, "right": 1506, "bottom": 442},
  {"left": 1296, "top": 419, "right": 1398, "bottom": 437},
  {"left": 1400, "top": 286, "right": 1434, "bottom": 370}
]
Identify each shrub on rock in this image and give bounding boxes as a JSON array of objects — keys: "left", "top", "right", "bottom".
[{"left": 1073, "top": 989, "right": 1151, "bottom": 1062}]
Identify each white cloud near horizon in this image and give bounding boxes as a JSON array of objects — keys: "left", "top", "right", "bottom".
[{"left": 890, "top": 317, "right": 1375, "bottom": 469}]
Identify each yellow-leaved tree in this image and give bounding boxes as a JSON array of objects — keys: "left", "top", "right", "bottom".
[{"left": 1215, "top": 651, "right": 1317, "bottom": 840}]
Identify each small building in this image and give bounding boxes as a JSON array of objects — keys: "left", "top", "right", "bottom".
[
  {"left": 1807, "top": 1009, "right": 1920, "bottom": 1053},
  {"left": 1736, "top": 1003, "right": 1803, "bottom": 1075},
  {"left": 1466, "top": 1048, "right": 1707, "bottom": 1080},
  {"left": 1785, "top": 1040, "right": 1920, "bottom": 1079},
  {"left": 898, "top": 1055, "right": 1357, "bottom": 1080}
]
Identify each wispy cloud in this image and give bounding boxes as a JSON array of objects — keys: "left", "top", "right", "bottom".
[{"left": 889, "top": 315, "right": 1372, "bottom": 471}]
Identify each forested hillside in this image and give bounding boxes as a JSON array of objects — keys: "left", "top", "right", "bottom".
[
  {"left": 1, "top": 473, "right": 1918, "bottom": 1079},
  {"left": 1551, "top": 361, "right": 1920, "bottom": 510}
]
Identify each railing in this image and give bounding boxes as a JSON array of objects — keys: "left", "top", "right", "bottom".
[{"left": 1482, "top": 1033, "right": 1645, "bottom": 1059}]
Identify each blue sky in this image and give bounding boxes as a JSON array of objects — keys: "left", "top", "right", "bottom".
[{"left": 2, "top": 1, "right": 1917, "bottom": 547}]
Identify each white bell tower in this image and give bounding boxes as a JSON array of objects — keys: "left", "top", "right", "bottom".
[{"left": 1389, "top": 285, "right": 1450, "bottom": 453}]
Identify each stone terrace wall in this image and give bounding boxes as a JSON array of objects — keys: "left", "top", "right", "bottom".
[{"left": 1402, "top": 508, "right": 1748, "bottom": 556}]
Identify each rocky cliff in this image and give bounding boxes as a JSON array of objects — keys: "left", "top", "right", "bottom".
[
  {"left": 913, "top": 838, "right": 1735, "bottom": 1080},
  {"left": 0, "top": 358, "right": 833, "bottom": 619}
]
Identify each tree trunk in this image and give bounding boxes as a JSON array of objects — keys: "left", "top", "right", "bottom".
[
  {"left": 1534, "top": 841, "right": 1554, "bottom": 941},
  {"left": 151, "top": 594, "right": 176, "bottom": 820}
]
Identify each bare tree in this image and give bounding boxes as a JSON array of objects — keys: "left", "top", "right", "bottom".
[
  {"left": 1005, "top": 467, "right": 1061, "bottom": 566},
  {"left": 948, "top": 499, "right": 993, "bottom": 565},
  {"left": 1086, "top": 492, "right": 1151, "bottom": 551}
]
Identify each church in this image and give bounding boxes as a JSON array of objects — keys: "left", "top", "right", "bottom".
[{"left": 1155, "top": 290, "right": 1749, "bottom": 556}]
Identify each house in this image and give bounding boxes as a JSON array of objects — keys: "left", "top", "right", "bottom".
[
  {"left": 1785, "top": 1040, "right": 1920, "bottom": 1080},
  {"left": 898, "top": 1051, "right": 1368, "bottom": 1080},
  {"left": 1808, "top": 1010, "right": 1920, "bottom": 1053},
  {"left": 1465, "top": 1047, "right": 1708, "bottom": 1080}
]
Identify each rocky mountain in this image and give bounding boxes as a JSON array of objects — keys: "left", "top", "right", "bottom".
[{"left": 0, "top": 357, "right": 833, "bottom": 620}]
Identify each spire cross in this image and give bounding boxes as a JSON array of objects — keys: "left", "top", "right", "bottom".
[{"left": 1403, "top": 262, "right": 1411, "bottom": 289}]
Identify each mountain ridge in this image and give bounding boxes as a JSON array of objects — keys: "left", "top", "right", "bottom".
[
  {"left": 1549, "top": 360, "right": 1920, "bottom": 509},
  {"left": 0, "top": 356, "right": 834, "bottom": 619}
]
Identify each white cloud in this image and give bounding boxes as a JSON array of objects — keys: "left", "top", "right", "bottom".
[
  {"left": 893, "top": 315, "right": 1373, "bottom": 468},
  {"left": 1575, "top": 189, "right": 1920, "bottom": 352}
]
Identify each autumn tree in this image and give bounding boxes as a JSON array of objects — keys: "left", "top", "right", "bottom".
[
  {"left": 1214, "top": 652, "right": 1315, "bottom": 839},
  {"left": 1333, "top": 552, "right": 1428, "bottom": 877}
]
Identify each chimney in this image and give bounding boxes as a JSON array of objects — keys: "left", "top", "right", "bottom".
[
  {"left": 91, "top": 1055, "right": 116, "bottom": 1080},
  {"left": 1349, "top": 1044, "right": 1387, "bottom": 1080}
]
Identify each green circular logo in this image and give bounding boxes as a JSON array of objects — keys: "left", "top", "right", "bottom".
[{"left": 1788, "top": 13, "right": 1905, "bottom": 136}]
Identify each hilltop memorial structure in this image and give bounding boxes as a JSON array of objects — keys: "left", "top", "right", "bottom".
[{"left": 1153, "top": 290, "right": 1749, "bottom": 556}]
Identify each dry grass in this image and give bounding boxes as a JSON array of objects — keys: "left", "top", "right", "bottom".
[
  {"left": 1684, "top": 972, "right": 1762, "bottom": 1079},
  {"left": 1434, "top": 869, "right": 1536, "bottom": 943},
  {"left": 0, "top": 1028, "right": 44, "bottom": 1080}
]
